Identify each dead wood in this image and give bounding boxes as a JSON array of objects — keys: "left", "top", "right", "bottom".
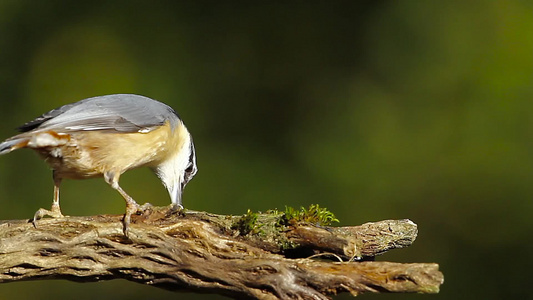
[{"left": 0, "top": 206, "right": 443, "bottom": 299}]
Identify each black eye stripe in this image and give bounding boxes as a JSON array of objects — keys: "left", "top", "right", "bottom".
[
  {"left": 188, "top": 140, "right": 196, "bottom": 165},
  {"left": 185, "top": 138, "right": 197, "bottom": 178}
]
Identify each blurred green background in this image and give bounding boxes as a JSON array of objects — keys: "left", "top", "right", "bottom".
[{"left": 0, "top": 1, "right": 532, "bottom": 299}]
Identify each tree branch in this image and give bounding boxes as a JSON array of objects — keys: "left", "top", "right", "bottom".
[{"left": 0, "top": 206, "right": 443, "bottom": 299}]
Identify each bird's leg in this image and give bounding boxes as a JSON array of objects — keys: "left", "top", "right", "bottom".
[
  {"left": 104, "top": 171, "right": 141, "bottom": 236},
  {"left": 33, "top": 171, "right": 64, "bottom": 226},
  {"left": 50, "top": 173, "right": 63, "bottom": 215}
]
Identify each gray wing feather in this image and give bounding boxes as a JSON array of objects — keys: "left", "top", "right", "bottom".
[{"left": 18, "top": 94, "right": 179, "bottom": 133}]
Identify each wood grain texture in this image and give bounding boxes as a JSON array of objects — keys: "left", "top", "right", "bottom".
[{"left": 0, "top": 207, "right": 443, "bottom": 299}]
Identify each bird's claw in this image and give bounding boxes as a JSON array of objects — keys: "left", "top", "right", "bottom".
[
  {"left": 32, "top": 206, "right": 65, "bottom": 228},
  {"left": 139, "top": 202, "right": 153, "bottom": 211},
  {"left": 122, "top": 202, "right": 154, "bottom": 236}
]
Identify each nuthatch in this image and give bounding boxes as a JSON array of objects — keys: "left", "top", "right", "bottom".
[{"left": 0, "top": 94, "right": 197, "bottom": 234}]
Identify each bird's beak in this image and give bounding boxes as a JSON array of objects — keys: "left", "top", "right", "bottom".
[{"left": 170, "top": 181, "right": 184, "bottom": 208}]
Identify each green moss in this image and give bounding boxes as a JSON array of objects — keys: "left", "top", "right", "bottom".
[
  {"left": 229, "top": 205, "right": 338, "bottom": 250},
  {"left": 231, "top": 209, "right": 262, "bottom": 235},
  {"left": 279, "top": 204, "right": 339, "bottom": 226}
]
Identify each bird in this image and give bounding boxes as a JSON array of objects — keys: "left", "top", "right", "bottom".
[{"left": 0, "top": 94, "right": 197, "bottom": 235}]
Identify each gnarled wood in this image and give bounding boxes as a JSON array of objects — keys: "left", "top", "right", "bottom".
[{"left": 0, "top": 207, "right": 443, "bottom": 299}]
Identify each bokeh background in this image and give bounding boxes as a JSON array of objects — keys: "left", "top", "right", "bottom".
[{"left": 0, "top": 1, "right": 532, "bottom": 299}]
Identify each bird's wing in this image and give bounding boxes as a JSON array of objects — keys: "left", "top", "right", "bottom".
[{"left": 18, "top": 94, "right": 179, "bottom": 133}]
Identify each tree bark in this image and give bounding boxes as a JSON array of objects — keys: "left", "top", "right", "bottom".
[{"left": 0, "top": 206, "right": 443, "bottom": 299}]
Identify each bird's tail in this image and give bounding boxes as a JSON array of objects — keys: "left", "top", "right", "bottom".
[{"left": 0, "top": 137, "right": 29, "bottom": 155}]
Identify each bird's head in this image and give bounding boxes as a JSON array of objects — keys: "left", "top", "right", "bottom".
[{"left": 153, "top": 125, "right": 197, "bottom": 207}]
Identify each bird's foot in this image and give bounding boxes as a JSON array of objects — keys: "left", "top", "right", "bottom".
[
  {"left": 122, "top": 202, "right": 154, "bottom": 236},
  {"left": 32, "top": 205, "right": 65, "bottom": 228},
  {"left": 139, "top": 202, "right": 153, "bottom": 211}
]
